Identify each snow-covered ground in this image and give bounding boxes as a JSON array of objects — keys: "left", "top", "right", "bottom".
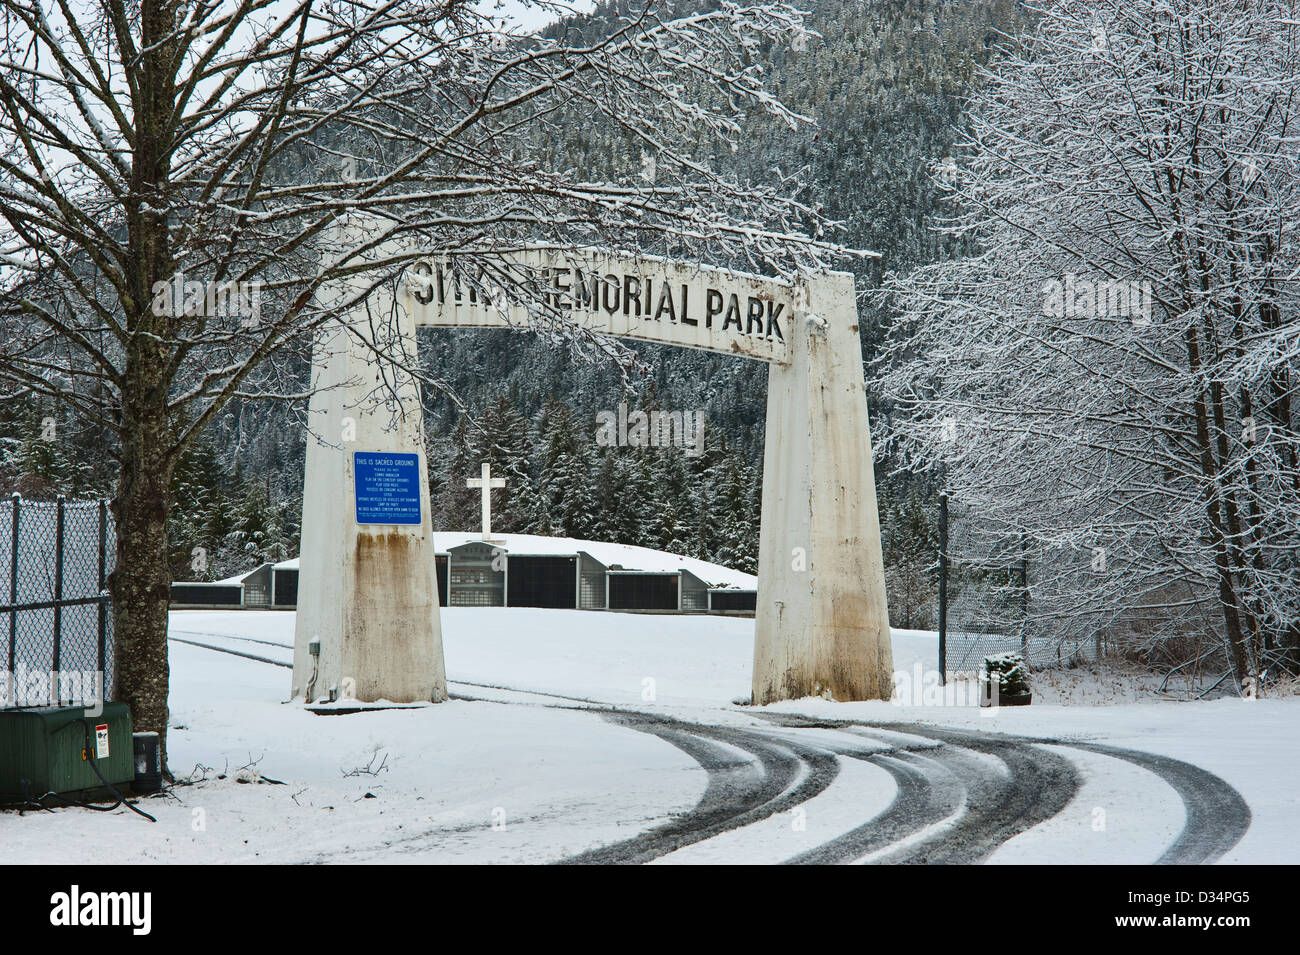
[{"left": 2, "top": 608, "right": 1296, "bottom": 864}]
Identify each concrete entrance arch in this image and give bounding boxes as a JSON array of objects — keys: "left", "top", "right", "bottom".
[{"left": 291, "top": 240, "right": 893, "bottom": 706}]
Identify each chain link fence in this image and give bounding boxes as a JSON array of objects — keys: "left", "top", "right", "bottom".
[
  {"left": 939, "top": 495, "right": 1101, "bottom": 681},
  {"left": 1, "top": 495, "right": 115, "bottom": 708}
]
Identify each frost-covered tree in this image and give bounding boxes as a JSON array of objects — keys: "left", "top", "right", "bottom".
[
  {"left": 0, "top": 0, "right": 840, "bottom": 762},
  {"left": 650, "top": 449, "right": 694, "bottom": 553},
  {"left": 436, "top": 420, "right": 479, "bottom": 532},
  {"left": 710, "top": 449, "right": 759, "bottom": 573},
  {"left": 530, "top": 401, "right": 595, "bottom": 537},
  {"left": 878, "top": 0, "right": 1300, "bottom": 685},
  {"left": 587, "top": 448, "right": 624, "bottom": 543},
  {"left": 473, "top": 394, "right": 531, "bottom": 533},
  {"left": 881, "top": 485, "right": 938, "bottom": 630}
]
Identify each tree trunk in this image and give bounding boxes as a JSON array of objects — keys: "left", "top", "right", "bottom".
[
  {"left": 107, "top": 0, "right": 179, "bottom": 768},
  {"left": 108, "top": 378, "right": 175, "bottom": 770},
  {"left": 1257, "top": 248, "right": 1300, "bottom": 500},
  {"left": 1183, "top": 326, "right": 1253, "bottom": 689}
]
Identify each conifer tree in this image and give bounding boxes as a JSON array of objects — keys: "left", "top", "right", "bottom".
[
  {"left": 473, "top": 394, "right": 530, "bottom": 533},
  {"left": 12, "top": 405, "right": 76, "bottom": 499},
  {"left": 588, "top": 450, "right": 623, "bottom": 544},
  {"left": 650, "top": 451, "right": 694, "bottom": 554},
  {"left": 436, "top": 420, "right": 480, "bottom": 532},
  {"left": 711, "top": 450, "right": 760, "bottom": 573}
]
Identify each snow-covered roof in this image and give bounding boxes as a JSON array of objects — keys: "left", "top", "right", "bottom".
[
  {"left": 178, "top": 574, "right": 245, "bottom": 587},
  {"left": 238, "top": 560, "right": 297, "bottom": 581},
  {"left": 270, "top": 533, "right": 756, "bottom": 589},
  {"left": 236, "top": 562, "right": 275, "bottom": 583},
  {"left": 438, "top": 532, "right": 755, "bottom": 588}
]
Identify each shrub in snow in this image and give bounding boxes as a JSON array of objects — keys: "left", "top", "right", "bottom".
[{"left": 982, "top": 652, "right": 1031, "bottom": 698}]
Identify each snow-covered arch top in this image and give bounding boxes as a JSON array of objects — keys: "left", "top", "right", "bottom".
[{"left": 401, "top": 247, "right": 794, "bottom": 364}]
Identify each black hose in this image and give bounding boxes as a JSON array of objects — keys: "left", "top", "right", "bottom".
[
  {"left": 18, "top": 778, "right": 55, "bottom": 814},
  {"left": 55, "top": 718, "right": 156, "bottom": 822}
]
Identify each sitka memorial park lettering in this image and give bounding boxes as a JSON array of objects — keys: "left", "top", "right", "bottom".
[{"left": 403, "top": 248, "right": 793, "bottom": 365}]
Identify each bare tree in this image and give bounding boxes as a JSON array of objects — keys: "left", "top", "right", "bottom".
[
  {"left": 877, "top": 0, "right": 1300, "bottom": 688},
  {"left": 0, "top": 0, "right": 839, "bottom": 764}
]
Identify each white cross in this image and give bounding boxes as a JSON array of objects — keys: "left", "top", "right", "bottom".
[{"left": 465, "top": 462, "right": 507, "bottom": 541}]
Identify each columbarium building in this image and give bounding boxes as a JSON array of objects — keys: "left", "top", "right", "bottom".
[{"left": 171, "top": 533, "right": 757, "bottom": 616}]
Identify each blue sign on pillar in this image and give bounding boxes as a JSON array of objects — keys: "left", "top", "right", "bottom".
[{"left": 354, "top": 452, "right": 422, "bottom": 525}]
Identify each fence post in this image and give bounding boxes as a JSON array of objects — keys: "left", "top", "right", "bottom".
[
  {"left": 52, "top": 495, "right": 66, "bottom": 695},
  {"left": 938, "top": 493, "right": 948, "bottom": 686},
  {"left": 98, "top": 499, "right": 108, "bottom": 693},
  {"left": 7, "top": 494, "right": 17, "bottom": 675}
]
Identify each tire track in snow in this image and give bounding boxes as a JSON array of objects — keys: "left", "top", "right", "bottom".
[
  {"left": 173, "top": 631, "right": 830, "bottom": 861},
  {"left": 166, "top": 632, "right": 1251, "bottom": 864},
  {"left": 782, "top": 749, "right": 964, "bottom": 865},
  {"left": 168, "top": 634, "right": 605, "bottom": 709},
  {"left": 168, "top": 634, "right": 291, "bottom": 668},
  {"left": 756, "top": 715, "right": 1078, "bottom": 864},
  {"left": 557, "top": 712, "right": 840, "bottom": 864},
  {"left": 1062, "top": 741, "right": 1251, "bottom": 865},
  {"left": 865, "top": 725, "right": 1079, "bottom": 864},
  {"left": 170, "top": 629, "right": 292, "bottom": 650},
  {"left": 759, "top": 715, "right": 1249, "bottom": 865}
]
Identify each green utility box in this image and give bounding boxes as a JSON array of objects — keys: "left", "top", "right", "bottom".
[{"left": 0, "top": 703, "right": 135, "bottom": 803}]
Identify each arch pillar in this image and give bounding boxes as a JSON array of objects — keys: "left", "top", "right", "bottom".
[
  {"left": 291, "top": 276, "right": 446, "bottom": 704},
  {"left": 752, "top": 272, "right": 893, "bottom": 703}
]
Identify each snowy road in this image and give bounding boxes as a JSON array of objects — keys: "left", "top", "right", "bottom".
[
  {"left": 162, "top": 614, "right": 1260, "bottom": 864},
  {"left": 169, "top": 627, "right": 1253, "bottom": 864},
  {"left": 1, "top": 610, "right": 1284, "bottom": 864}
]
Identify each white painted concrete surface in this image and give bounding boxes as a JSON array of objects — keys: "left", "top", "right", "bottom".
[
  {"left": 751, "top": 272, "right": 894, "bottom": 702},
  {"left": 291, "top": 226, "right": 447, "bottom": 704}
]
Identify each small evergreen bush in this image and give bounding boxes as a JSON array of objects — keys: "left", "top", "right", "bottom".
[{"left": 982, "top": 652, "right": 1031, "bottom": 699}]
